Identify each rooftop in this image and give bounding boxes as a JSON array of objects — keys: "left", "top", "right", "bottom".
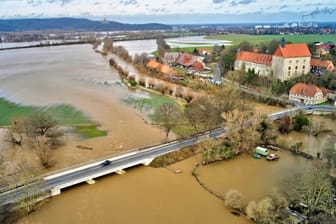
[
  {"left": 274, "top": 43, "right": 311, "bottom": 58},
  {"left": 290, "top": 83, "right": 323, "bottom": 97},
  {"left": 236, "top": 51, "right": 272, "bottom": 65}
]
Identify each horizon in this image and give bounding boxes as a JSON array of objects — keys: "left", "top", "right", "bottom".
[{"left": 0, "top": 0, "right": 335, "bottom": 24}]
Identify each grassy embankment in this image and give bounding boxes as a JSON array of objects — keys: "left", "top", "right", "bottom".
[
  {"left": 0, "top": 97, "right": 106, "bottom": 138},
  {"left": 206, "top": 34, "right": 336, "bottom": 45}
]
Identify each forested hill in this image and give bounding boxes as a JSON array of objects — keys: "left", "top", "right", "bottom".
[{"left": 0, "top": 18, "right": 172, "bottom": 32}]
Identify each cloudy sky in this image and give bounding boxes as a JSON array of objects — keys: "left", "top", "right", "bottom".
[{"left": 0, "top": 0, "right": 335, "bottom": 24}]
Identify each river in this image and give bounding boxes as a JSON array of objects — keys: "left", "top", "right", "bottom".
[{"left": 0, "top": 38, "right": 333, "bottom": 223}]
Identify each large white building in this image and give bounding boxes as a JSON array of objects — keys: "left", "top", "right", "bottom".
[{"left": 235, "top": 43, "right": 312, "bottom": 81}]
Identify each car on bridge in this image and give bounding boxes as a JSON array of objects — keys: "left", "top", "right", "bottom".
[{"left": 101, "top": 160, "right": 111, "bottom": 166}]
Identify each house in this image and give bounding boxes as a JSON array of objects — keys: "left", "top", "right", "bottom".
[
  {"left": 272, "top": 42, "right": 311, "bottom": 81},
  {"left": 316, "top": 44, "right": 331, "bottom": 56},
  {"left": 146, "top": 59, "right": 176, "bottom": 78},
  {"left": 198, "top": 48, "right": 212, "bottom": 55},
  {"left": 234, "top": 51, "right": 272, "bottom": 76},
  {"left": 289, "top": 83, "right": 327, "bottom": 105},
  {"left": 175, "top": 53, "right": 205, "bottom": 71},
  {"left": 310, "top": 59, "right": 335, "bottom": 75},
  {"left": 162, "top": 52, "right": 180, "bottom": 65}
]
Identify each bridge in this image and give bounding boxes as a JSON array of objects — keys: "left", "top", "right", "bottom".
[
  {"left": 267, "top": 105, "right": 335, "bottom": 120},
  {"left": 0, "top": 105, "right": 334, "bottom": 208},
  {"left": 0, "top": 128, "right": 225, "bottom": 207}
]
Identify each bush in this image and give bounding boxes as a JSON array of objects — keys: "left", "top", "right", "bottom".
[{"left": 224, "top": 189, "right": 245, "bottom": 211}]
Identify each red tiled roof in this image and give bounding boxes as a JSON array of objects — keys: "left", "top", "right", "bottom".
[
  {"left": 310, "top": 58, "right": 333, "bottom": 69},
  {"left": 273, "top": 43, "right": 311, "bottom": 58},
  {"left": 192, "top": 61, "right": 204, "bottom": 71},
  {"left": 176, "top": 53, "right": 198, "bottom": 67},
  {"left": 147, "top": 60, "right": 160, "bottom": 69},
  {"left": 236, "top": 51, "right": 272, "bottom": 66},
  {"left": 319, "top": 44, "right": 331, "bottom": 50},
  {"left": 290, "top": 83, "right": 322, "bottom": 97}
]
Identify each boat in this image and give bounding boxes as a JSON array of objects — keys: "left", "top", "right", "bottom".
[{"left": 253, "top": 153, "right": 261, "bottom": 159}]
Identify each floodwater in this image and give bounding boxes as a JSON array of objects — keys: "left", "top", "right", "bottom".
[
  {"left": 1, "top": 39, "right": 333, "bottom": 224},
  {"left": 18, "top": 150, "right": 311, "bottom": 224},
  {"left": 0, "top": 44, "right": 168, "bottom": 171}
]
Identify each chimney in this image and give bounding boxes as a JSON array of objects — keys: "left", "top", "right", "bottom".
[{"left": 280, "top": 38, "right": 285, "bottom": 48}]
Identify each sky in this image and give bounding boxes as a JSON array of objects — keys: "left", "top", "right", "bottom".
[{"left": 0, "top": 0, "right": 335, "bottom": 24}]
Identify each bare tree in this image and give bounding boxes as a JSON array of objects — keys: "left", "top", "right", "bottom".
[
  {"left": 283, "top": 164, "right": 334, "bottom": 218},
  {"left": 33, "top": 136, "right": 56, "bottom": 168},
  {"left": 6, "top": 119, "right": 24, "bottom": 145},
  {"left": 184, "top": 96, "right": 221, "bottom": 133},
  {"left": 322, "top": 136, "right": 336, "bottom": 169},
  {"left": 154, "top": 103, "right": 181, "bottom": 140},
  {"left": 224, "top": 189, "right": 246, "bottom": 211}
]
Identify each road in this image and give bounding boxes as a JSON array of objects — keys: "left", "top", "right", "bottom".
[
  {"left": 1, "top": 104, "right": 334, "bottom": 207},
  {"left": 0, "top": 128, "right": 225, "bottom": 207}
]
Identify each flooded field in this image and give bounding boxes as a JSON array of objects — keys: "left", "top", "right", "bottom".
[
  {"left": 0, "top": 44, "right": 168, "bottom": 171},
  {"left": 1, "top": 39, "right": 334, "bottom": 224}
]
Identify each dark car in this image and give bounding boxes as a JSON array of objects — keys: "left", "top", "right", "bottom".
[{"left": 101, "top": 160, "right": 111, "bottom": 166}]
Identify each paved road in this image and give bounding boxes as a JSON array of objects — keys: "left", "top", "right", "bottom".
[
  {"left": 1, "top": 104, "right": 334, "bottom": 207},
  {"left": 0, "top": 128, "right": 225, "bottom": 207}
]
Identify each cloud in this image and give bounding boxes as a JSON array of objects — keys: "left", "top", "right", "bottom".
[
  {"left": 238, "top": 0, "right": 255, "bottom": 5},
  {"left": 280, "top": 5, "right": 288, "bottom": 10},
  {"left": 174, "top": 0, "right": 187, "bottom": 3},
  {"left": 213, "top": 0, "right": 225, "bottom": 3},
  {"left": 119, "top": 0, "right": 139, "bottom": 6}
]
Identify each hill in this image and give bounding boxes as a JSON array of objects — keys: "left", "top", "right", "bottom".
[{"left": 0, "top": 18, "right": 172, "bottom": 32}]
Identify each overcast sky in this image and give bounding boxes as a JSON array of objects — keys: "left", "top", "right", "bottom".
[{"left": 0, "top": 0, "right": 335, "bottom": 24}]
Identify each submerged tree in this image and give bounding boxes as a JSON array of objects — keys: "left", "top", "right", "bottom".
[
  {"left": 323, "top": 136, "right": 336, "bottom": 169},
  {"left": 283, "top": 165, "right": 334, "bottom": 218}
]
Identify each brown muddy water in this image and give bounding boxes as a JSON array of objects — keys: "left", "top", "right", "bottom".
[
  {"left": 0, "top": 44, "right": 168, "bottom": 171},
  {"left": 0, "top": 42, "right": 333, "bottom": 224},
  {"left": 18, "top": 150, "right": 311, "bottom": 224}
]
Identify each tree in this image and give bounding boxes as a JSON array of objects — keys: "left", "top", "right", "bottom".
[
  {"left": 156, "top": 37, "right": 170, "bottom": 57},
  {"left": 283, "top": 165, "right": 334, "bottom": 217},
  {"left": 102, "top": 38, "right": 113, "bottom": 52},
  {"left": 25, "top": 111, "right": 57, "bottom": 137},
  {"left": 154, "top": 103, "right": 181, "bottom": 140},
  {"left": 184, "top": 96, "right": 221, "bottom": 133},
  {"left": 6, "top": 119, "right": 24, "bottom": 145},
  {"left": 256, "top": 116, "right": 278, "bottom": 145},
  {"left": 293, "top": 111, "right": 309, "bottom": 131},
  {"left": 24, "top": 111, "right": 63, "bottom": 168},
  {"left": 246, "top": 193, "right": 290, "bottom": 224},
  {"left": 220, "top": 47, "right": 237, "bottom": 72},
  {"left": 278, "top": 115, "right": 291, "bottom": 134},
  {"left": 322, "top": 136, "right": 336, "bottom": 169},
  {"left": 224, "top": 189, "right": 245, "bottom": 211}
]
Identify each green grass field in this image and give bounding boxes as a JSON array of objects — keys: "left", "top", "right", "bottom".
[
  {"left": 0, "top": 97, "right": 92, "bottom": 126},
  {"left": 74, "top": 125, "right": 107, "bottom": 138},
  {"left": 206, "top": 34, "right": 336, "bottom": 45},
  {"left": 124, "top": 94, "right": 178, "bottom": 112}
]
